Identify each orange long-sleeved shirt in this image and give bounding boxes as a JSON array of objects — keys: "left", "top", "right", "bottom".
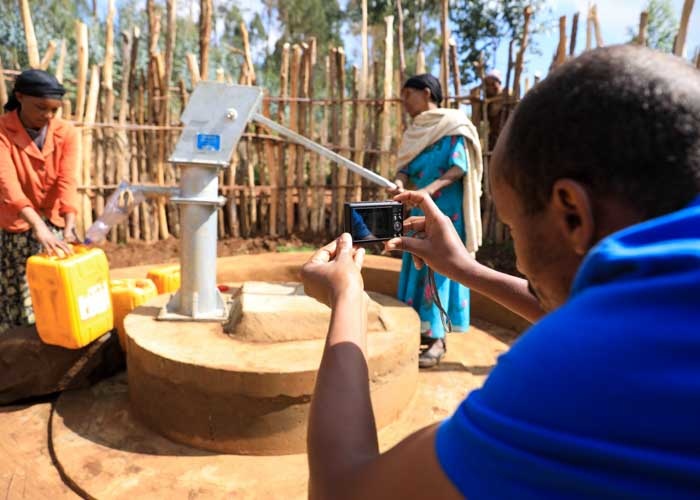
[{"left": 0, "top": 110, "right": 79, "bottom": 232}]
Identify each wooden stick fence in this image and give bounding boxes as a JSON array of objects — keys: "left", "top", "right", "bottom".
[{"left": 3, "top": 1, "right": 696, "bottom": 246}]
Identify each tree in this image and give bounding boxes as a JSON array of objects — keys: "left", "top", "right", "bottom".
[
  {"left": 450, "top": 0, "right": 549, "bottom": 84},
  {"left": 628, "top": 0, "right": 678, "bottom": 52},
  {"left": 347, "top": 0, "right": 442, "bottom": 76},
  {"left": 0, "top": 0, "right": 89, "bottom": 73}
]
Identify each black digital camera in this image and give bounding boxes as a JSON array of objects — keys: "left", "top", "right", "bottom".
[{"left": 344, "top": 201, "right": 404, "bottom": 244}]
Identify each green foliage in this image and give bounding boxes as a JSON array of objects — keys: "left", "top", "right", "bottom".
[
  {"left": 450, "top": 0, "right": 549, "bottom": 84},
  {"left": 0, "top": 0, "right": 88, "bottom": 73},
  {"left": 346, "top": 0, "right": 442, "bottom": 77},
  {"left": 628, "top": 0, "right": 678, "bottom": 52}
]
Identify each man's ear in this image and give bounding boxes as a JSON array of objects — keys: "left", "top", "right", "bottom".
[{"left": 549, "top": 179, "right": 595, "bottom": 255}]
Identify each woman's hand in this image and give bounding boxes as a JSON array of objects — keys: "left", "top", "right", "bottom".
[
  {"left": 386, "top": 190, "right": 478, "bottom": 281},
  {"left": 33, "top": 220, "right": 72, "bottom": 257},
  {"left": 301, "top": 233, "right": 366, "bottom": 308},
  {"left": 63, "top": 212, "right": 78, "bottom": 243},
  {"left": 387, "top": 178, "right": 405, "bottom": 197}
]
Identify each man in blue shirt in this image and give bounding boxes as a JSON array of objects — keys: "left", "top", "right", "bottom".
[{"left": 301, "top": 45, "right": 700, "bottom": 499}]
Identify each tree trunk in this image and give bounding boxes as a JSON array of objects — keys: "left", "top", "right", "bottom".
[{"left": 199, "top": 0, "right": 212, "bottom": 80}]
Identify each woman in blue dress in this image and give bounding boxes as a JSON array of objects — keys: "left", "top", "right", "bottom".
[{"left": 391, "top": 74, "right": 483, "bottom": 368}]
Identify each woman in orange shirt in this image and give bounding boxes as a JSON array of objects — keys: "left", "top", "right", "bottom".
[{"left": 0, "top": 69, "right": 79, "bottom": 333}]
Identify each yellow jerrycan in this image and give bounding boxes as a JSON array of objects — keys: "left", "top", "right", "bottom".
[
  {"left": 26, "top": 245, "right": 113, "bottom": 349},
  {"left": 146, "top": 263, "right": 180, "bottom": 294},
  {"left": 110, "top": 278, "right": 158, "bottom": 350}
]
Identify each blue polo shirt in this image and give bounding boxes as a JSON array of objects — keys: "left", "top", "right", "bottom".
[{"left": 436, "top": 196, "right": 700, "bottom": 499}]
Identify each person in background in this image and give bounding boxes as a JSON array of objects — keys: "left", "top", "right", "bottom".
[
  {"left": 390, "top": 73, "right": 483, "bottom": 368},
  {"left": 484, "top": 69, "right": 507, "bottom": 150},
  {"left": 301, "top": 45, "right": 700, "bottom": 499},
  {"left": 0, "top": 69, "right": 79, "bottom": 334}
]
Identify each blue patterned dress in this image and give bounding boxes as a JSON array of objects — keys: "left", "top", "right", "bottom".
[{"left": 397, "top": 135, "right": 470, "bottom": 339}]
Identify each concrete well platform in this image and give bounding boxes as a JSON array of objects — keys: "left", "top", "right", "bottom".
[
  {"left": 125, "top": 286, "right": 419, "bottom": 455},
  {"left": 0, "top": 252, "right": 527, "bottom": 497}
]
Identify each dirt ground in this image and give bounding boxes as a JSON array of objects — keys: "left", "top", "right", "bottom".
[{"left": 102, "top": 235, "right": 518, "bottom": 274}]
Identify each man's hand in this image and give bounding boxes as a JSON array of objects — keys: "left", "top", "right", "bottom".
[
  {"left": 33, "top": 220, "right": 72, "bottom": 257},
  {"left": 302, "top": 233, "right": 366, "bottom": 308},
  {"left": 385, "top": 190, "right": 474, "bottom": 280}
]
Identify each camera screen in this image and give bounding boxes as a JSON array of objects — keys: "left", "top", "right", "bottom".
[{"left": 349, "top": 207, "right": 394, "bottom": 241}]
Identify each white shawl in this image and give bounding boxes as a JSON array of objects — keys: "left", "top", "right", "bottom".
[{"left": 397, "top": 108, "right": 483, "bottom": 255}]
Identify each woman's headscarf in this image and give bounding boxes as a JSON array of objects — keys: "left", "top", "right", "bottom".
[
  {"left": 402, "top": 74, "right": 443, "bottom": 105},
  {"left": 4, "top": 69, "right": 66, "bottom": 112}
]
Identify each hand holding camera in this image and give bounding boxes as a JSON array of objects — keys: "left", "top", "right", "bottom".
[
  {"left": 385, "top": 190, "right": 476, "bottom": 281},
  {"left": 301, "top": 233, "right": 366, "bottom": 308}
]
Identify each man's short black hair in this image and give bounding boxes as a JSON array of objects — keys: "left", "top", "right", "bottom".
[{"left": 500, "top": 45, "right": 700, "bottom": 218}]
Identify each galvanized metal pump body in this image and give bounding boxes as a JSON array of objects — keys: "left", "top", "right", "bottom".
[{"left": 159, "top": 82, "right": 394, "bottom": 321}]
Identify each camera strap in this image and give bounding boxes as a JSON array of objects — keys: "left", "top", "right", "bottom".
[{"left": 427, "top": 267, "right": 452, "bottom": 334}]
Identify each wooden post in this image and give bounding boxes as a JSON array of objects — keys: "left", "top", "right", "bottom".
[
  {"left": 369, "top": 59, "right": 381, "bottom": 200},
  {"left": 329, "top": 48, "right": 339, "bottom": 233},
  {"left": 396, "top": 0, "right": 407, "bottom": 129},
  {"left": 61, "top": 98, "right": 71, "bottom": 121},
  {"left": 199, "top": 0, "right": 212, "bottom": 80},
  {"left": 353, "top": 1, "right": 369, "bottom": 203},
  {"left": 316, "top": 53, "right": 332, "bottom": 233},
  {"left": 135, "top": 73, "right": 149, "bottom": 242},
  {"left": 351, "top": 65, "right": 363, "bottom": 201},
  {"left": 186, "top": 53, "right": 201, "bottom": 85},
  {"left": 674, "top": 0, "right": 695, "bottom": 57},
  {"left": 262, "top": 97, "right": 278, "bottom": 236},
  {"left": 239, "top": 21, "right": 256, "bottom": 85},
  {"left": 570, "top": 12, "right": 579, "bottom": 56},
  {"left": 396, "top": 0, "right": 406, "bottom": 87},
  {"left": 161, "top": 0, "right": 176, "bottom": 126},
  {"left": 586, "top": 7, "right": 592, "bottom": 51},
  {"left": 0, "top": 56, "right": 7, "bottom": 110},
  {"left": 162, "top": 0, "right": 178, "bottom": 238},
  {"left": 696, "top": 48, "right": 700, "bottom": 69},
  {"left": 75, "top": 21, "right": 89, "bottom": 124},
  {"left": 287, "top": 44, "right": 302, "bottom": 233},
  {"left": 380, "top": 16, "right": 394, "bottom": 181},
  {"left": 103, "top": 0, "right": 115, "bottom": 121},
  {"left": 178, "top": 78, "right": 188, "bottom": 109},
  {"left": 39, "top": 40, "right": 57, "bottom": 71},
  {"left": 55, "top": 39, "right": 67, "bottom": 82},
  {"left": 449, "top": 39, "right": 460, "bottom": 108},
  {"left": 19, "top": 0, "right": 40, "bottom": 68},
  {"left": 416, "top": 49, "right": 426, "bottom": 74},
  {"left": 555, "top": 16, "right": 567, "bottom": 68},
  {"left": 147, "top": 0, "right": 161, "bottom": 55},
  {"left": 306, "top": 37, "right": 321, "bottom": 233},
  {"left": 591, "top": 5, "right": 604, "bottom": 47},
  {"left": 336, "top": 48, "right": 350, "bottom": 229},
  {"left": 102, "top": 0, "right": 117, "bottom": 240},
  {"left": 635, "top": 11, "right": 649, "bottom": 46},
  {"left": 276, "top": 42, "right": 290, "bottom": 235},
  {"left": 81, "top": 65, "right": 100, "bottom": 236},
  {"left": 440, "top": 0, "right": 450, "bottom": 96},
  {"left": 504, "top": 38, "right": 515, "bottom": 96},
  {"left": 513, "top": 6, "right": 534, "bottom": 99},
  {"left": 129, "top": 27, "right": 141, "bottom": 97},
  {"left": 361, "top": 0, "right": 369, "bottom": 98},
  {"left": 297, "top": 43, "right": 311, "bottom": 231},
  {"left": 117, "top": 29, "right": 135, "bottom": 240}
]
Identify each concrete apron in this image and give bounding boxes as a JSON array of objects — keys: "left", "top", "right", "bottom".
[{"left": 4, "top": 253, "right": 526, "bottom": 497}]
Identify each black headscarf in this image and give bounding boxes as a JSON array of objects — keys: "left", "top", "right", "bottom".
[
  {"left": 4, "top": 69, "right": 66, "bottom": 112},
  {"left": 402, "top": 73, "right": 443, "bottom": 105}
]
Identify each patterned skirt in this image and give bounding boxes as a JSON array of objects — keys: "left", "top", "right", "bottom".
[{"left": 0, "top": 223, "right": 63, "bottom": 334}]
